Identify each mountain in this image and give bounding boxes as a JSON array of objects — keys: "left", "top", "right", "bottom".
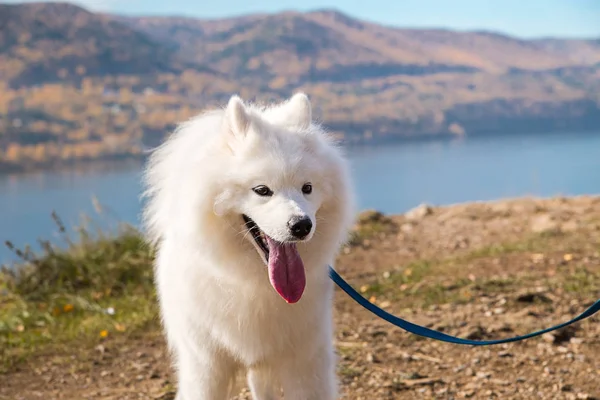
[
  {"left": 0, "top": 2, "right": 191, "bottom": 87},
  {"left": 116, "top": 10, "right": 600, "bottom": 80},
  {"left": 0, "top": 3, "right": 599, "bottom": 171}
]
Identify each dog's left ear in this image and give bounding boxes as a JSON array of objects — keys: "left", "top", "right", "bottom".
[
  {"left": 225, "top": 95, "right": 250, "bottom": 138},
  {"left": 270, "top": 93, "right": 312, "bottom": 130},
  {"left": 223, "top": 95, "right": 253, "bottom": 153}
]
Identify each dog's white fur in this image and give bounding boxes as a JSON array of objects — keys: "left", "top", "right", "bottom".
[{"left": 141, "top": 93, "right": 356, "bottom": 399}]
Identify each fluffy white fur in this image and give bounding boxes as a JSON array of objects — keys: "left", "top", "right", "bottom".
[{"left": 141, "top": 93, "right": 356, "bottom": 399}]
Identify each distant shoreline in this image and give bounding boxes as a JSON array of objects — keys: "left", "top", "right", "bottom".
[{"left": 2, "top": 128, "right": 600, "bottom": 176}]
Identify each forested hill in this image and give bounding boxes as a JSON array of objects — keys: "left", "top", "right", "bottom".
[{"left": 1, "top": 2, "right": 599, "bottom": 170}]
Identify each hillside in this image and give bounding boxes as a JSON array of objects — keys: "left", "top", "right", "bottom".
[
  {"left": 0, "top": 2, "right": 192, "bottom": 87},
  {"left": 118, "top": 10, "right": 600, "bottom": 77},
  {"left": 0, "top": 3, "right": 599, "bottom": 171}
]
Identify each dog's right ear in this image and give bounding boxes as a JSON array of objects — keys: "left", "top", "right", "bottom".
[{"left": 225, "top": 95, "right": 250, "bottom": 140}]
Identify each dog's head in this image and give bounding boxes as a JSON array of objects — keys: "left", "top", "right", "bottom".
[{"left": 212, "top": 93, "right": 353, "bottom": 303}]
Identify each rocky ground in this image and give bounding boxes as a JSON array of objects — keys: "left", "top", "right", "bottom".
[{"left": 1, "top": 196, "right": 600, "bottom": 399}]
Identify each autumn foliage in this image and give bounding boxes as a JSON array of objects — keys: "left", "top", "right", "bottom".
[{"left": 0, "top": 3, "right": 599, "bottom": 171}]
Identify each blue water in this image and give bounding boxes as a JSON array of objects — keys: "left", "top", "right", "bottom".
[{"left": 1, "top": 130, "right": 599, "bottom": 265}]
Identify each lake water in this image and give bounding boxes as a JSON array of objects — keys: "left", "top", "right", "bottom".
[{"left": 1, "top": 130, "right": 599, "bottom": 265}]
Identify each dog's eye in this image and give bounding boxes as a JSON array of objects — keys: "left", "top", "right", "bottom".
[
  {"left": 252, "top": 185, "right": 273, "bottom": 197},
  {"left": 302, "top": 183, "right": 312, "bottom": 195}
]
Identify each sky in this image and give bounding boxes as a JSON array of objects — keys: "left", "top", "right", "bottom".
[{"left": 6, "top": 0, "right": 600, "bottom": 38}]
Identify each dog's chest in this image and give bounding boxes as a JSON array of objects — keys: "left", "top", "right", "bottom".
[{"left": 200, "top": 282, "right": 329, "bottom": 363}]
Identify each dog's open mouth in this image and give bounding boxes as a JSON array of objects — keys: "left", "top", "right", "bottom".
[
  {"left": 242, "top": 214, "right": 306, "bottom": 304},
  {"left": 243, "top": 214, "right": 269, "bottom": 260}
]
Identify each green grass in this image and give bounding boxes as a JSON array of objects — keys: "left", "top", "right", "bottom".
[
  {"left": 559, "top": 267, "right": 599, "bottom": 294},
  {"left": 358, "top": 260, "right": 474, "bottom": 307},
  {"left": 347, "top": 209, "right": 397, "bottom": 246},
  {"left": 457, "top": 234, "right": 556, "bottom": 261},
  {"left": 0, "top": 213, "right": 158, "bottom": 372},
  {"left": 356, "top": 232, "right": 600, "bottom": 310},
  {"left": 338, "top": 364, "right": 363, "bottom": 379}
]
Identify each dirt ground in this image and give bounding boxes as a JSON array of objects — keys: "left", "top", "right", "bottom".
[{"left": 2, "top": 195, "right": 600, "bottom": 400}]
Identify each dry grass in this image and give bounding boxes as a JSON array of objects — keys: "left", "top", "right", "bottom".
[{"left": 0, "top": 212, "right": 158, "bottom": 372}]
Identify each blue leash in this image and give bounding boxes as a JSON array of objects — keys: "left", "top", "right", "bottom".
[{"left": 329, "top": 266, "right": 600, "bottom": 346}]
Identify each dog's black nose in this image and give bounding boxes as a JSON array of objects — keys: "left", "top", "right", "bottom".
[{"left": 288, "top": 216, "right": 313, "bottom": 239}]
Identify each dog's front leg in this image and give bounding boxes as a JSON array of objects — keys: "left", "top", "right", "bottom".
[
  {"left": 174, "top": 346, "right": 238, "bottom": 400},
  {"left": 279, "top": 343, "right": 338, "bottom": 400},
  {"left": 247, "top": 366, "right": 279, "bottom": 400}
]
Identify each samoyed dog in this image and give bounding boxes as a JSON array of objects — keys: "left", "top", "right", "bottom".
[{"left": 141, "top": 93, "right": 356, "bottom": 399}]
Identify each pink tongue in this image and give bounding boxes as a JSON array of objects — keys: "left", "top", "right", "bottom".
[{"left": 266, "top": 236, "right": 306, "bottom": 303}]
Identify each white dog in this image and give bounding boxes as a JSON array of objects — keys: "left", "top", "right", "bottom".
[{"left": 141, "top": 93, "right": 355, "bottom": 399}]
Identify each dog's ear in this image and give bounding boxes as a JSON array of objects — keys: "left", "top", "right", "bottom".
[
  {"left": 225, "top": 95, "right": 250, "bottom": 138},
  {"left": 270, "top": 93, "right": 312, "bottom": 130}
]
